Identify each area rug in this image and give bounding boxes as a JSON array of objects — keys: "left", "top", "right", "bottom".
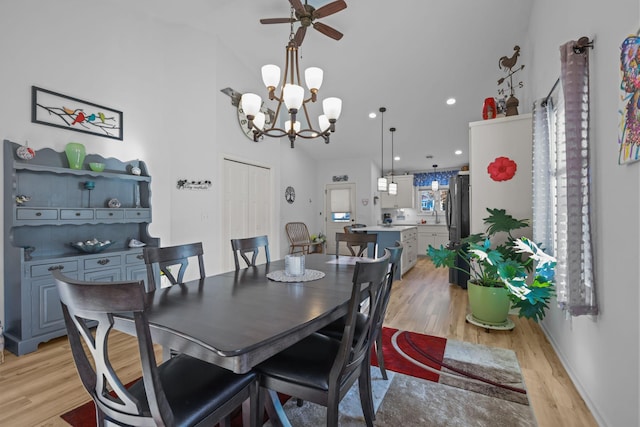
[{"left": 61, "top": 327, "right": 536, "bottom": 426}]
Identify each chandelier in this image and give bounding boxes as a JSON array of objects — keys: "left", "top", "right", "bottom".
[{"left": 240, "top": 9, "right": 342, "bottom": 148}]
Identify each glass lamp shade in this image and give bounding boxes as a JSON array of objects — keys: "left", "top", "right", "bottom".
[
  {"left": 377, "top": 177, "right": 388, "bottom": 192},
  {"left": 388, "top": 181, "right": 398, "bottom": 195},
  {"left": 283, "top": 84, "right": 304, "bottom": 111},
  {"left": 253, "top": 112, "right": 266, "bottom": 130},
  {"left": 305, "top": 67, "right": 323, "bottom": 91},
  {"left": 318, "top": 115, "right": 330, "bottom": 132},
  {"left": 322, "top": 97, "right": 342, "bottom": 120},
  {"left": 240, "top": 93, "right": 262, "bottom": 117},
  {"left": 431, "top": 180, "right": 439, "bottom": 191},
  {"left": 261, "top": 64, "right": 280, "bottom": 88},
  {"left": 284, "top": 120, "right": 301, "bottom": 133}
]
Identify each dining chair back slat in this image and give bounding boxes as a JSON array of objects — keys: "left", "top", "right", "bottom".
[
  {"left": 231, "top": 235, "right": 270, "bottom": 270},
  {"left": 143, "top": 242, "right": 205, "bottom": 291},
  {"left": 335, "top": 232, "right": 378, "bottom": 257}
]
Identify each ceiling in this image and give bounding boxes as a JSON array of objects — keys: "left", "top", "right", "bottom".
[{"left": 156, "top": 0, "right": 533, "bottom": 174}]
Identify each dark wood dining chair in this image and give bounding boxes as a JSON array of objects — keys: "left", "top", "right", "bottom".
[
  {"left": 51, "top": 270, "right": 260, "bottom": 427},
  {"left": 230, "top": 235, "right": 270, "bottom": 270},
  {"left": 343, "top": 223, "right": 367, "bottom": 233},
  {"left": 142, "top": 242, "right": 205, "bottom": 291},
  {"left": 255, "top": 250, "right": 391, "bottom": 427},
  {"left": 317, "top": 242, "right": 403, "bottom": 381},
  {"left": 285, "top": 222, "right": 323, "bottom": 254},
  {"left": 335, "top": 232, "right": 378, "bottom": 257}
]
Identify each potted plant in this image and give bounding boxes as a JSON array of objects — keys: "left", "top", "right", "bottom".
[{"left": 427, "top": 208, "right": 556, "bottom": 324}]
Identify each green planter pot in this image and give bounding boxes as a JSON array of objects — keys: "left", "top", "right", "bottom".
[{"left": 467, "top": 280, "right": 511, "bottom": 325}]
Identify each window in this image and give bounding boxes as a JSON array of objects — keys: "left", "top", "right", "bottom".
[{"left": 419, "top": 188, "right": 447, "bottom": 212}]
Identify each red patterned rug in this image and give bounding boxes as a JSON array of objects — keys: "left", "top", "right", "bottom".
[{"left": 61, "top": 328, "right": 528, "bottom": 426}]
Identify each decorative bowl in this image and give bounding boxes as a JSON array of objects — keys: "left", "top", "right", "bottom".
[
  {"left": 70, "top": 239, "right": 115, "bottom": 253},
  {"left": 89, "top": 162, "right": 105, "bottom": 172}
]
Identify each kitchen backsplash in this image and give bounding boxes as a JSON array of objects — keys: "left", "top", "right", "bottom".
[{"left": 380, "top": 208, "right": 445, "bottom": 225}]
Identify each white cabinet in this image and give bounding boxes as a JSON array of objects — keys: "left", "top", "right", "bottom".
[
  {"left": 399, "top": 227, "right": 418, "bottom": 276},
  {"left": 418, "top": 226, "right": 449, "bottom": 256},
  {"left": 380, "top": 175, "right": 414, "bottom": 208}
]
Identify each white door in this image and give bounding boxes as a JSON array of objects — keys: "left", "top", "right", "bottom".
[
  {"left": 325, "top": 183, "right": 356, "bottom": 255},
  {"left": 222, "top": 159, "right": 271, "bottom": 271}
]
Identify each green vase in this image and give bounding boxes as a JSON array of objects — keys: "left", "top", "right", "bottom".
[
  {"left": 65, "top": 142, "right": 86, "bottom": 170},
  {"left": 467, "top": 281, "right": 511, "bottom": 325}
]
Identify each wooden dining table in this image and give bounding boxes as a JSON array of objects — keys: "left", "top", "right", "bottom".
[{"left": 112, "top": 254, "right": 360, "bottom": 374}]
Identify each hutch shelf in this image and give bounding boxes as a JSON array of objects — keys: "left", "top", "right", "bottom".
[{"left": 3, "top": 140, "right": 159, "bottom": 355}]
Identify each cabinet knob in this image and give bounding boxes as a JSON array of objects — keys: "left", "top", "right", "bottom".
[
  {"left": 47, "top": 265, "right": 64, "bottom": 271},
  {"left": 75, "top": 212, "right": 81, "bottom": 217},
  {"left": 109, "top": 212, "right": 114, "bottom": 216},
  {"left": 136, "top": 212, "right": 141, "bottom": 216},
  {"left": 136, "top": 254, "right": 144, "bottom": 260},
  {"left": 97, "top": 259, "right": 110, "bottom": 265},
  {"left": 35, "top": 212, "right": 42, "bottom": 217}
]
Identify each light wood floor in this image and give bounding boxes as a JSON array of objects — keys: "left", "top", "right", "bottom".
[{"left": 0, "top": 257, "right": 597, "bottom": 427}]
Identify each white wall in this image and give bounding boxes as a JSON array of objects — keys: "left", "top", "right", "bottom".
[
  {"left": 0, "top": 1, "right": 319, "bottom": 322},
  {"left": 527, "top": 1, "right": 640, "bottom": 425}
]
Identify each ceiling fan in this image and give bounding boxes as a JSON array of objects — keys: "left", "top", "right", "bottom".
[{"left": 260, "top": 0, "right": 347, "bottom": 46}]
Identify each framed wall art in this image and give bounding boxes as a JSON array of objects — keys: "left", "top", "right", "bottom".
[{"left": 31, "top": 86, "right": 123, "bottom": 140}]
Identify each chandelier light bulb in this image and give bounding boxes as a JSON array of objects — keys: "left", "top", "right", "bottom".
[
  {"left": 283, "top": 84, "right": 304, "bottom": 111},
  {"left": 284, "top": 120, "right": 301, "bottom": 133},
  {"left": 261, "top": 64, "right": 280, "bottom": 88},
  {"left": 240, "top": 93, "right": 262, "bottom": 117},
  {"left": 318, "top": 115, "right": 330, "bottom": 132},
  {"left": 323, "top": 97, "right": 342, "bottom": 120},
  {"left": 253, "top": 112, "right": 266, "bottom": 130},
  {"left": 305, "top": 67, "right": 323, "bottom": 91}
]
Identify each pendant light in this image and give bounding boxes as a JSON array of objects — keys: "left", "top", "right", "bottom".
[
  {"left": 431, "top": 164, "right": 439, "bottom": 191},
  {"left": 388, "top": 127, "right": 398, "bottom": 195},
  {"left": 377, "top": 107, "right": 388, "bottom": 192}
]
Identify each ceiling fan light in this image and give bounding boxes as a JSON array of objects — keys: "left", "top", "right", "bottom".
[
  {"left": 240, "top": 93, "right": 262, "bottom": 117},
  {"left": 261, "top": 64, "right": 280, "bottom": 88},
  {"left": 253, "top": 112, "right": 266, "bottom": 130},
  {"left": 305, "top": 67, "right": 323, "bottom": 91},
  {"left": 388, "top": 181, "right": 398, "bottom": 195},
  {"left": 322, "top": 97, "right": 342, "bottom": 120},
  {"left": 283, "top": 84, "right": 304, "bottom": 111},
  {"left": 377, "top": 177, "right": 388, "bottom": 192},
  {"left": 318, "top": 114, "right": 330, "bottom": 132}
]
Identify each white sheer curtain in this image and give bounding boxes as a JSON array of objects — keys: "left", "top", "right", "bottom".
[{"left": 532, "top": 40, "right": 598, "bottom": 316}]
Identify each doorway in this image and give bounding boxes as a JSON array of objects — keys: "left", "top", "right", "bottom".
[
  {"left": 222, "top": 158, "right": 271, "bottom": 271},
  {"left": 325, "top": 183, "right": 356, "bottom": 255}
]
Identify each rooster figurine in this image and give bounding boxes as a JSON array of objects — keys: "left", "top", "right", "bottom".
[{"left": 497, "top": 45, "right": 525, "bottom": 116}]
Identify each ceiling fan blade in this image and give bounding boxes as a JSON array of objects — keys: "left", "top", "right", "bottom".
[
  {"left": 289, "top": 0, "right": 306, "bottom": 15},
  {"left": 313, "top": 0, "right": 347, "bottom": 19},
  {"left": 260, "top": 17, "right": 295, "bottom": 24},
  {"left": 294, "top": 26, "right": 307, "bottom": 46},
  {"left": 313, "top": 22, "right": 343, "bottom": 41}
]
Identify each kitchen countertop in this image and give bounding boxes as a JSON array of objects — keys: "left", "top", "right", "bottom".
[{"left": 359, "top": 225, "right": 418, "bottom": 232}]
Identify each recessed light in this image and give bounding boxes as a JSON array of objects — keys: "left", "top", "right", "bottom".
[
  {"left": 446, "top": 98, "right": 456, "bottom": 106},
  {"left": 455, "top": 149, "right": 462, "bottom": 155},
  {"left": 369, "top": 112, "right": 377, "bottom": 119}
]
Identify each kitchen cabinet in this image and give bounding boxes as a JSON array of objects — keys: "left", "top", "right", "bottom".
[
  {"left": 417, "top": 225, "right": 449, "bottom": 256},
  {"left": 357, "top": 225, "right": 417, "bottom": 279},
  {"left": 3, "top": 140, "right": 159, "bottom": 355},
  {"left": 380, "top": 175, "right": 414, "bottom": 208}
]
